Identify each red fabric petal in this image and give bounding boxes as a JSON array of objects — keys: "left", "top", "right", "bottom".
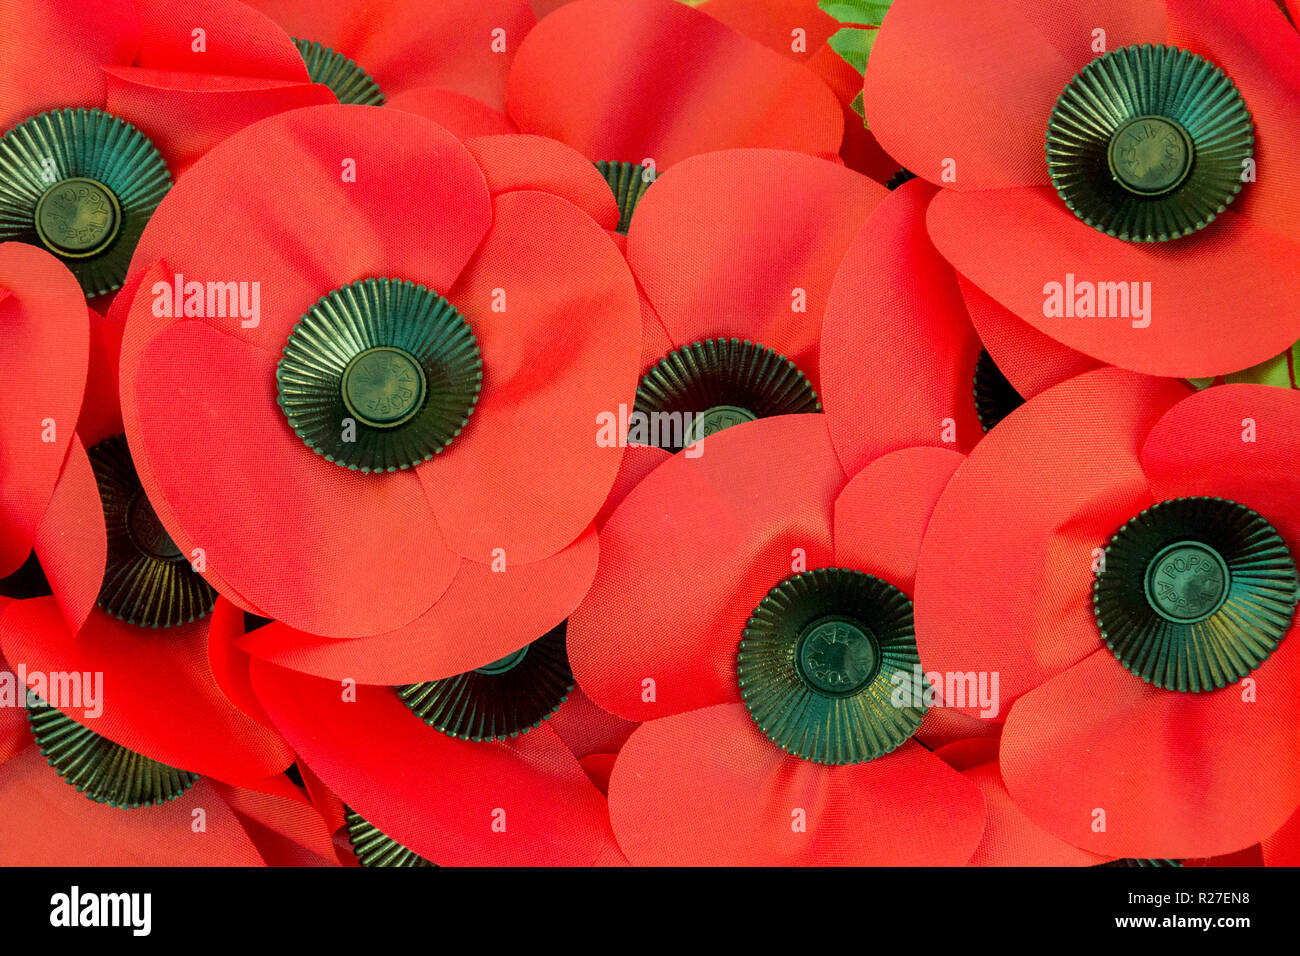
[
  {"left": 0, "top": 646, "right": 29, "bottom": 764},
  {"left": 627, "top": 148, "right": 885, "bottom": 388},
  {"left": 1263, "top": 805, "right": 1300, "bottom": 866},
  {"left": 609, "top": 703, "right": 984, "bottom": 865},
  {"left": 115, "top": 263, "right": 261, "bottom": 615},
  {"left": 864, "top": 0, "right": 1165, "bottom": 190},
  {"left": 915, "top": 369, "right": 1190, "bottom": 716},
  {"left": 132, "top": 320, "right": 461, "bottom": 638},
  {"left": 209, "top": 777, "right": 340, "bottom": 864},
  {"left": 957, "top": 273, "right": 1101, "bottom": 401},
  {"left": 1139, "top": 384, "right": 1300, "bottom": 548},
  {"left": 568, "top": 415, "right": 844, "bottom": 721},
  {"left": 594, "top": 443, "right": 671, "bottom": 529},
  {"left": 418, "top": 190, "right": 641, "bottom": 564},
  {"left": 243, "top": 0, "right": 536, "bottom": 109},
  {"left": 0, "top": 244, "right": 89, "bottom": 577},
  {"left": 128, "top": 104, "right": 492, "bottom": 354},
  {"left": 821, "top": 179, "right": 982, "bottom": 472},
  {"left": 104, "top": 68, "right": 336, "bottom": 177},
  {"left": 928, "top": 187, "right": 1300, "bottom": 377},
  {"left": 0, "top": 0, "right": 139, "bottom": 130},
  {"left": 0, "top": 598, "right": 293, "bottom": 784},
  {"left": 465, "top": 134, "right": 619, "bottom": 231},
  {"left": 238, "top": 530, "right": 598, "bottom": 683},
  {"left": 1002, "top": 644, "right": 1300, "bottom": 858},
  {"left": 916, "top": 708, "right": 1001, "bottom": 750},
  {"left": 579, "top": 753, "right": 616, "bottom": 796},
  {"left": 1165, "top": 0, "right": 1300, "bottom": 242},
  {"left": 387, "top": 87, "right": 517, "bottom": 141},
  {"left": 32, "top": 436, "right": 105, "bottom": 634},
  {"left": 207, "top": 596, "right": 276, "bottom": 728},
  {"left": 77, "top": 307, "right": 125, "bottom": 449},
  {"left": 249, "top": 660, "right": 612, "bottom": 865},
  {"left": 132, "top": 0, "right": 309, "bottom": 80},
  {"left": 0, "top": 748, "right": 264, "bottom": 865},
  {"left": 547, "top": 686, "right": 638, "bottom": 761},
  {"left": 833, "top": 446, "right": 964, "bottom": 595},
  {"left": 700, "top": 0, "right": 839, "bottom": 62},
  {"left": 958, "top": 757, "right": 1110, "bottom": 867},
  {"left": 508, "top": 0, "right": 843, "bottom": 168}
]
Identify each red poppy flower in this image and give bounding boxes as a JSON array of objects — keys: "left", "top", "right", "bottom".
[
  {"left": 820, "top": 176, "right": 1102, "bottom": 477},
  {"left": 863, "top": 0, "right": 1300, "bottom": 378},
  {"left": 241, "top": 0, "right": 536, "bottom": 113},
  {"left": 916, "top": 369, "right": 1300, "bottom": 858},
  {"left": 697, "top": 0, "right": 897, "bottom": 181},
  {"left": 3, "top": 0, "right": 334, "bottom": 175},
  {"left": 116, "top": 105, "right": 642, "bottom": 671},
  {"left": 247, "top": 654, "right": 630, "bottom": 866},
  {"left": 567, "top": 414, "right": 986, "bottom": 865},
  {"left": 506, "top": 0, "right": 844, "bottom": 171}
]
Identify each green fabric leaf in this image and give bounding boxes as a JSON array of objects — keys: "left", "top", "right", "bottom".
[
  {"left": 827, "top": 26, "right": 877, "bottom": 74},
  {"left": 850, "top": 90, "right": 866, "bottom": 121},
  {"left": 818, "top": 0, "right": 893, "bottom": 27}
]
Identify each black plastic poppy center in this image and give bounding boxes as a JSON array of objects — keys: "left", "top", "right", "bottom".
[
  {"left": 595, "top": 161, "right": 653, "bottom": 234},
  {"left": 635, "top": 339, "right": 820, "bottom": 453},
  {"left": 794, "top": 616, "right": 879, "bottom": 696},
  {"left": 739, "top": 569, "right": 924, "bottom": 765},
  {"left": 90, "top": 435, "right": 216, "bottom": 628},
  {"left": 293, "top": 39, "right": 385, "bottom": 106},
  {"left": 1094, "top": 497, "right": 1298, "bottom": 691},
  {"left": 341, "top": 346, "right": 427, "bottom": 429},
  {"left": 1046, "top": 44, "right": 1254, "bottom": 242},
  {"left": 277, "top": 278, "right": 482, "bottom": 472},
  {"left": 972, "top": 348, "right": 1025, "bottom": 433},
  {"left": 1143, "top": 541, "right": 1229, "bottom": 623},
  {"left": 1107, "top": 116, "right": 1195, "bottom": 196},
  {"left": 34, "top": 177, "right": 121, "bottom": 257},
  {"left": 473, "top": 646, "right": 529, "bottom": 676},
  {"left": 397, "top": 621, "right": 573, "bottom": 741},
  {"left": 125, "top": 490, "right": 183, "bottom": 562}
]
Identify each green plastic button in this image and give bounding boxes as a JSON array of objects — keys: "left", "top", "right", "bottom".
[
  {"left": 294, "top": 38, "right": 385, "bottom": 106},
  {"left": 1107, "top": 116, "right": 1195, "bottom": 196},
  {"left": 34, "top": 177, "right": 120, "bottom": 257},
  {"left": 0, "top": 108, "right": 171, "bottom": 296},
  {"left": 341, "top": 346, "right": 427, "bottom": 428},
  {"left": 1143, "top": 542, "right": 1230, "bottom": 624},
  {"left": 795, "top": 617, "right": 878, "bottom": 696},
  {"left": 397, "top": 621, "right": 573, "bottom": 741},
  {"left": 277, "top": 278, "right": 482, "bottom": 473},
  {"left": 1047, "top": 44, "right": 1254, "bottom": 242},
  {"left": 636, "top": 339, "right": 820, "bottom": 453},
  {"left": 27, "top": 695, "right": 198, "bottom": 809},
  {"left": 1094, "top": 497, "right": 1298, "bottom": 691},
  {"left": 739, "top": 568, "right": 924, "bottom": 765},
  {"left": 90, "top": 435, "right": 216, "bottom": 628}
]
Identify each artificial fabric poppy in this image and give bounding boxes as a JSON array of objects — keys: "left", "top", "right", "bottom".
[
  {"left": 915, "top": 369, "right": 1300, "bottom": 859},
  {"left": 611, "top": 146, "right": 886, "bottom": 469},
  {"left": 567, "top": 414, "right": 987, "bottom": 865},
  {"left": 0, "top": 0, "right": 334, "bottom": 298},
  {"left": 115, "top": 105, "right": 642, "bottom": 672},
  {"left": 820, "top": 175, "right": 1109, "bottom": 477},
  {"left": 863, "top": 0, "right": 1300, "bottom": 378},
  {"left": 247, "top": 645, "right": 635, "bottom": 866},
  {"left": 506, "top": 0, "right": 845, "bottom": 183}
]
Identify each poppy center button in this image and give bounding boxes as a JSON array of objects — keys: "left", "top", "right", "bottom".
[
  {"left": 1144, "top": 542, "right": 1230, "bottom": 624},
  {"left": 1108, "top": 116, "right": 1194, "bottom": 196},
  {"left": 341, "top": 347, "right": 427, "bottom": 429},
  {"left": 127, "top": 491, "right": 184, "bottom": 562},
  {"left": 796, "top": 617, "right": 878, "bottom": 696},
  {"left": 34, "top": 177, "right": 121, "bottom": 257}
]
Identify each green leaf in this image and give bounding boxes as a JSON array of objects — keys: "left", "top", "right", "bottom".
[
  {"left": 850, "top": 90, "right": 866, "bottom": 121},
  {"left": 827, "top": 26, "right": 877, "bottom": 74},
  {"left": 818, "top": 0, "right": 893, "bottom": 27}
]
